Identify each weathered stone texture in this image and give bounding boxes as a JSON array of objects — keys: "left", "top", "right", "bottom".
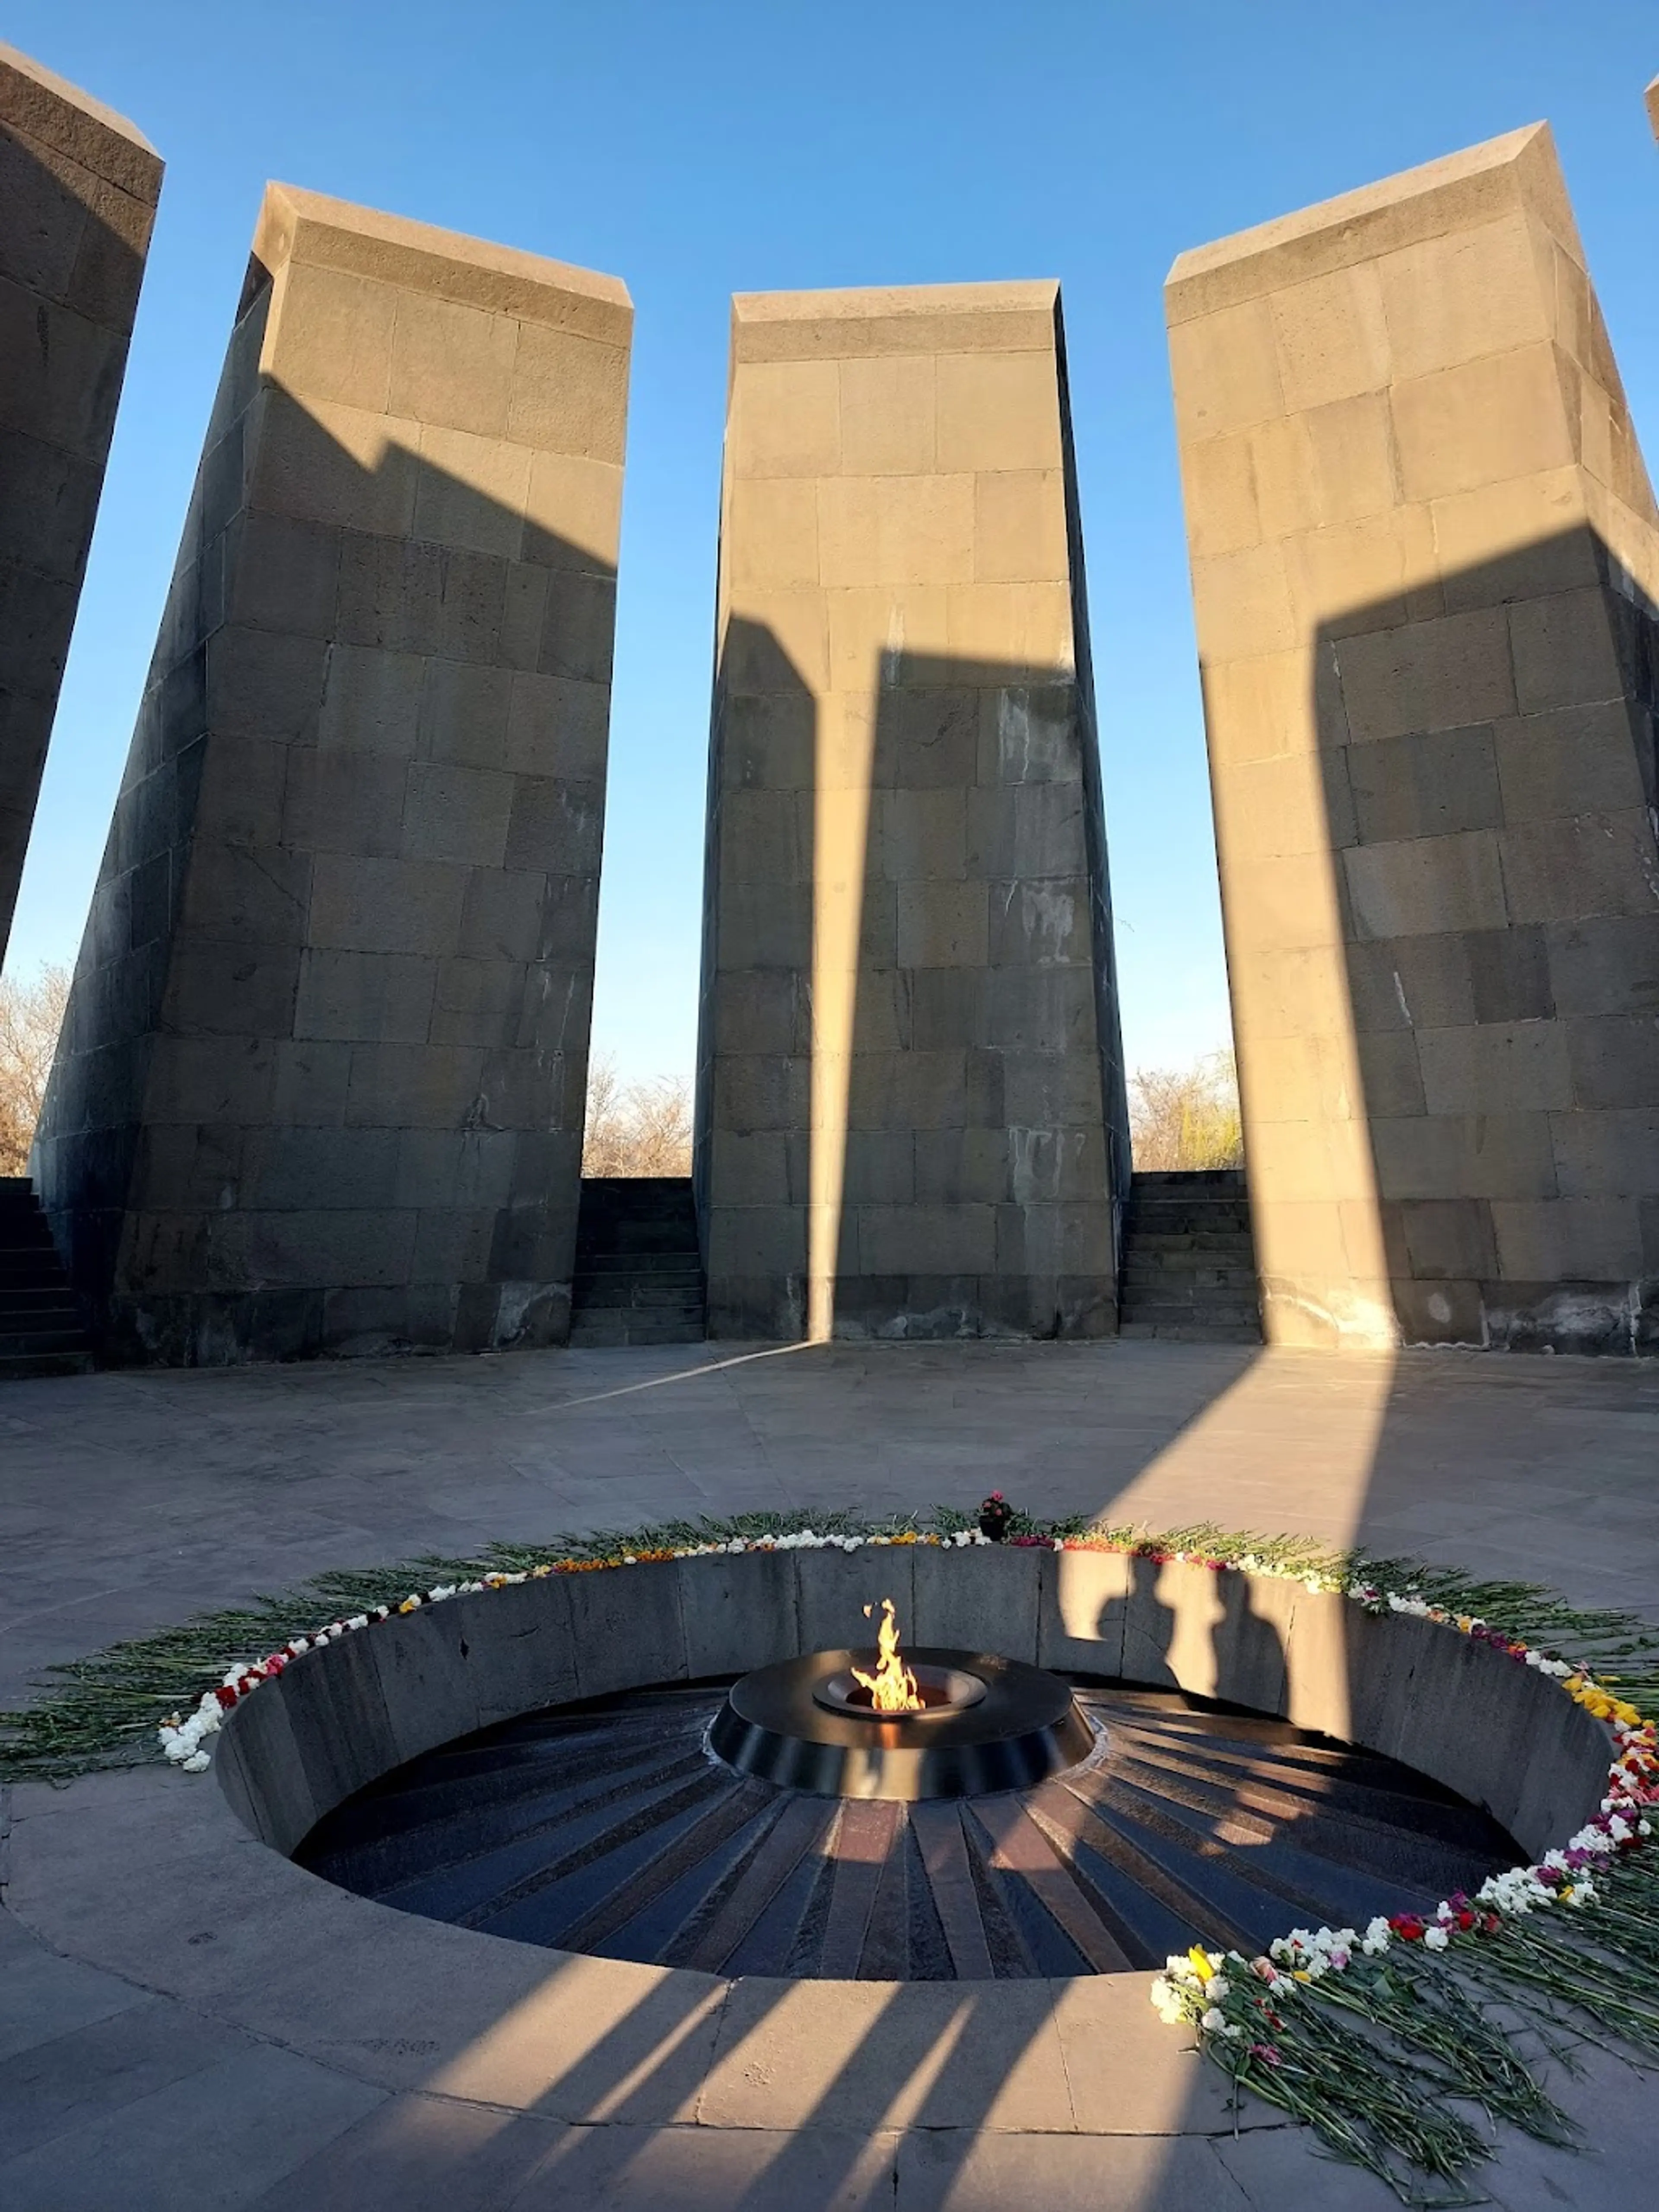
[
  {"left": 696, "top": 282, "right": 1129, "bottom": 1341},
  {"left": 34, "top": 184, "right": 630, "bottom": 1361},
  {"left": 0, "top": 44, "right": 161, "bottom": 958},
  {"left": 1168, "top": 126, "right": 1659, "bottom": 1352}
]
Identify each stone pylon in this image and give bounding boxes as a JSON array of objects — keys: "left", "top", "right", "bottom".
[
  {"left": 696, "top": 282, "right": 1129, "bottom": 1342},
  {"left": 0, "top": 44, "right": 162, "bottom": 960},
  {"left": 35, "top": 185, "right": 630, "bottom": 1362},
  {"left": 1167, "top": 125, "right": 1659, "bottom": 1353}
]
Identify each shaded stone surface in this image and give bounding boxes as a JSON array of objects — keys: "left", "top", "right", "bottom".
[
  {"left": 296, "top": 1677, "right": 1521, "bottom": 1977},
  {"left": 32, "top": 184, "right": 631, "bottom": 1362},
  {"left": 0, "top": 43, "right": 161, "bottom": 961},
  {"left": 695, "top": 282, "right": 1129, "bottom": 1342},
  {"left": 1167, "top": 126, "right": 1659, "bottom": 1353}
]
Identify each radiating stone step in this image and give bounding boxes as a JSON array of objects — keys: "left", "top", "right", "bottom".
[{"left": 297, "top": 1678, "right": 1520, "bottom": 1979}]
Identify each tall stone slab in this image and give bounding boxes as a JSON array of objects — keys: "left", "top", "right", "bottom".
[
  {"left": 35, "top": 185, "right": 629, "bottom": 1361},
  {"left": 0, "top": 44, "right": 161, "bottom": 959},
  {"left": 696, "top": 282, "right": 1129, "bottom": 1341},
  {"left": 1167, "top": 126, "right": 1659, "bottom": 1353}
]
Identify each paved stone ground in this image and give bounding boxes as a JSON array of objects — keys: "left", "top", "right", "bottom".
[{"left": 3, "top": 1338, "right": 1658, "bottom": 2208}]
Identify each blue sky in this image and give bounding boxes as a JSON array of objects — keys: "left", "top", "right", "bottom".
[{"left": 7, "top": 0, "right": 1658, "bottom": 1083}]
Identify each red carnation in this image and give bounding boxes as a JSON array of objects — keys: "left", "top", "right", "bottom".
[{"left": 214, "top": 1685, "right": 238, "bottom": 1710}]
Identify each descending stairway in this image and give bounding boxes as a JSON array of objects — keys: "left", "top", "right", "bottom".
[
  {"left": 298, "top": 1680, "right": 1519, "bottom": 1978},
  {"left": 0, "top": 1177, "right": 93, "bottom": 1378},
  {"left": 568, "top": 1177, "right": 706, "bottom": 1347},
  {"left": 1117, "top": 1168, "right": 1262, "bottom": 1343}
]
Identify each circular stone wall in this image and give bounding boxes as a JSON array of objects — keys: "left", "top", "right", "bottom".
[{"left": 216, "top": 1544, "right": 1615, "bottom": 1922}]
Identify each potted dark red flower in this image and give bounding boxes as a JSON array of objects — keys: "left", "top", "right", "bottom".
[{"left": 978, "top": 1491, "right": 1014, "bottom": 1542}]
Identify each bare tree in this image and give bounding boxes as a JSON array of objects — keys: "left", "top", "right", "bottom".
[
  {"left": 1128, "top": 1048, "right": 1243, "bottom": 1172},
  {"left": 582, "top": 1053, "right": 693, "bottom": 1177},
  {"left": 0, "top": 963, "right": 69, "bottom": 1176}
]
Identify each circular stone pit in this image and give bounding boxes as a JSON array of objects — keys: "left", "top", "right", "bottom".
[{"left": 211, "top": 1542, "right": 1620, "bottom": 1999}]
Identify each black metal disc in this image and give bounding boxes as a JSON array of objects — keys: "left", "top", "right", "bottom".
[
  {"left": 713, "top": 1647, "right": 1091, "bottom": 1798},
  {"left": 812, "top": 1661, "right": 988, "bottom": 1720}
]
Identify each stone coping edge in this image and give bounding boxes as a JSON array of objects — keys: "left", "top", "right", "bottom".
[{"left": 216, "top": 1544, "right": 1614, "bottom": 1871}]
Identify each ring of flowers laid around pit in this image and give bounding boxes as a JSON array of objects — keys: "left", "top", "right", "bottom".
[
  {"left": 155, "top": 1525, "right": 996, "bottom": 1769},
  {"left": 152, "top": 1525, "right": 1659, "bottom": 2206}
]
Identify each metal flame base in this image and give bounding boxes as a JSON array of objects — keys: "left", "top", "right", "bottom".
[{"left": 709, "top": 1647, "right": 1094, "bottom": 1800}]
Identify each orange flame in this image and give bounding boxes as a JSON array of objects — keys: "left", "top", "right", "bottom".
[{"left": 852, "top": 1598, "right": 922, "bottom": 1713}]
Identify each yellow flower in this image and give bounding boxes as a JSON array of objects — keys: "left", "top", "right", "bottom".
[{"left": 1187, "top": 1945, "right": 1214, "bottom": 1982}]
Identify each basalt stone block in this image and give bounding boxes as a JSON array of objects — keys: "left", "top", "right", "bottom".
[
  {"left": 1335, "top": 1606, "right": 1611, "bottom": 1854},
  {"left": 468, "top": 1576, "right": 580, "bottom": 1729},
  {"left": 682, "top": 1547, "right": 800, "bottom": 1677},
  {"left": 35, "top": 184, "right": 631, "bottom": 1362},
  {"left": 276, "top": 1624, "right": 401, "bottom": 1822},
  {"left": 910, "top": 1540, "right": 1040, "bottom": 1661},
  {"left": 1036, "top": 1544, "right": 1131, "bottom": 1677},
  {"left": 0, "top": 46, "right": 162, "bottom": 959},
  {"left": 217, "top": 1666, "right": 320, "bottom": 1854},
  {"left": 1170, "top": 125, "right": 1659, "bottom": 1353},
  {"left": 566, "top": 1560, "right": 687, "bottom": 1699},
  {"left": 696, "top": 282, "right": 1129, "bottom": 1343},
  {"left": 368, "top": 1597, "right": 488, "bottom": 1762},
  {"left": 794, "top": 1542, "right": 917, "bottom": 1658},
  {"left": 1173, "top": 1560, "right": 1293, "bottom": 1713}
]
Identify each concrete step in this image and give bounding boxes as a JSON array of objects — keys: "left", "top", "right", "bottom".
[
  {"left": 1119, "top": 1167, "right": 1260, "bottom": 1343},
  {"left": 1122, "top": 1209, "right": 1253, "bottom": 1236},
  {"left": 1131, "top": 1170, "right": 1246, "bottom": 1190},
  {"left": 1123, "top": 1264, "right": 1255, "bottom": 1284},
  {"left": 0, "top": 1323, "right": 94, "bottom": 1357},
  {"left": 0, "top": 1287, "right": 82, "bottom": 1318},
  {"left": 1121, "top": 1303, "right": 1262, "bottom": 1330},
  {"left": 0, "top": 1232, "right": 60, "bottom": 1260},
  {"left": 0, "top": 1181, "right": 95, "bottom": 1372},
  {"left": 579, "top": 1283, "right": 703, "bottom": 1309},
  {"left": 571, "top": 1176, "right": 705, "bottom": 1344},
  {"left": 1117, "top": 1321, "right": 1263, "bottom": 1344},
  {"left": 0, "top": 1348, "right": 95, "bottom": 1379},
  {"left": 568, "top": 1317, "right": 708, "bottom": 1347},
  {"left": 1122, "top": 1248, "right": 1256, "bottom": 1272},
  {"left": 576, "top": 1251, "right": 702, "bottom": 1278}
]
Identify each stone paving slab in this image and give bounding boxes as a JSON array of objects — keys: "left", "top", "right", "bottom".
[
  {"left": 4, "top": 1338, "right": 1659, "bottom": 2208},
  {"left": 6, "top": 1340, "right": 1659, "bottom": 1709}
]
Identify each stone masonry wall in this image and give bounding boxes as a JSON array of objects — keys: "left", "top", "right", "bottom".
[
  {"left": 0, "top": 43, "right": 161, "bottom": 959},
  {"left": 696, "top": 282, "right": 1130, "bottom": 1341},
  {"left": 34, "top": 184, "right": 630, "bottom": 1362},
  {"left": 1167, "top": 125, "right": 1659, "bottom": 1352}
]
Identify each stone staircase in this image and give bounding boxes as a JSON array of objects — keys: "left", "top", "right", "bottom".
[
  {"left": 1116, "top": 1169, "right": 1262, "bottom": 1343},
  {"left": 0, "top": 1177, "right": 95, "bottom": 1378},
  {"left": 568, "top": 1178, "right": 707, "bottom": 1347}
]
